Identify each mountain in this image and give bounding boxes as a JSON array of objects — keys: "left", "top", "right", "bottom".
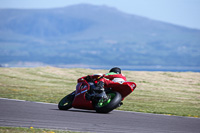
[{"left": 0, "top": 4, "right": 200, "bottom": 69}]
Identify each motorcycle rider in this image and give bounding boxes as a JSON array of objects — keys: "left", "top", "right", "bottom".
[
  {"left": 94, "top": 67, "right": 127, "bottom": 91},
  {"left": 86, "top": 67, "right": 127, "bottom": 100}
]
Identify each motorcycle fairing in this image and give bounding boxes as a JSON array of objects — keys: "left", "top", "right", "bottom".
[
  {"left": 106, "top": 82, "right": 136, "bottom": 100},
  {"left": 72, "top": 81, "right": 94, "bottom": 110}
]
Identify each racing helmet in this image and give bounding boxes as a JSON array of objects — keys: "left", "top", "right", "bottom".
[{"left": 109, "top": 67, "right": 121, "bottom": 74}]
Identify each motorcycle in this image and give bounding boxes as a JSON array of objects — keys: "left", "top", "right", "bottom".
[{"left": 58, "top": 74, "right": 136, "bottom": 113}]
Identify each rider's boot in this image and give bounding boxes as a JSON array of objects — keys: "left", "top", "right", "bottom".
[
  {"left": 93, "top": 81, "right": 104, "bottom": 92},
  {"left": 118, "top": 102, "right": 123, "bottom": 107},
  {"left": 93, "top": 81, "right": 108, "bottom": 100}
]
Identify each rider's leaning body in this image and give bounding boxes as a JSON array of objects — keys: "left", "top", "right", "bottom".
[
  {"left": 93, "top": 67, "right": 127, "bottom": 91},
  {"left": 98, "top": 71, "right": 127, "bottom": 87},
  {"left": 83, "top": 67, "right": 127, "bottom": 101}
]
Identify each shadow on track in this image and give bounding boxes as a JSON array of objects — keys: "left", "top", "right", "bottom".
[{"left": 51, "top": 108, "right": 111, "bottom": 114}]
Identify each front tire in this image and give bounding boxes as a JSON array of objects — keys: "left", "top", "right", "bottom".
[
  {"left": 58, "top": 91, "right": 75, "bottom": 110},
  {"left": 95, "top": 91, "right": 122, "bottom": 113}
]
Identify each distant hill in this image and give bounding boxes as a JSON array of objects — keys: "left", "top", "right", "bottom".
[{"left": 0, "top": 4, "right": 200, "bottom": 69}]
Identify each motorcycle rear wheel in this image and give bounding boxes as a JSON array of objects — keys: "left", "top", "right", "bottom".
[
  {"left": 95, "top": 91, "right": 122, "bottom": 113},
  {"left": 58, "top": 91, "right": 75, "bottom": 110}
]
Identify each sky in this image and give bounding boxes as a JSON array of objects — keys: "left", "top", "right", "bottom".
[{"left": 0, "top": 0, "right": 200, "bottom": 29}]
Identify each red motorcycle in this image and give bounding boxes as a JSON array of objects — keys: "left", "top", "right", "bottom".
[{"left": 58, "top": 74, "right": 136, "bottom": 113}]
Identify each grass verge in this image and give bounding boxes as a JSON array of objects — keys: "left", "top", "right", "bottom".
[
  {"left": 0, "top": 127, "right": 81, "bottom": 133},
  {"left": 0, "top": 67, "right": 199, "bottom": 117}
]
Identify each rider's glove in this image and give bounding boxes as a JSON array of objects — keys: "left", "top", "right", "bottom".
[{"left": 85, "top": 75, "right": 93, "bottom": 82}]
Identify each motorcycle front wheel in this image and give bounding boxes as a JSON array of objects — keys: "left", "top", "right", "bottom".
[
  {"left": 58, "top": 91, "right": 75, "bottom": 110},
  {"left": 95, "top": 91, "right": 122, "bottom": 113}
]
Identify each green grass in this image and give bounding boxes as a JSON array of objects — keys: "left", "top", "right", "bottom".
[
  {"left": 0, "top": 127, "right": 81, "bottom": 133},
  {"left": 0, "top": 67, "right": 200, "bottom": 118}
]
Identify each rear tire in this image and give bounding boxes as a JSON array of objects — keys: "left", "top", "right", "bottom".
[
  {"left": 58, "top": 91, "right": 75, "bottom": 110},
  {"left": 95, "top": 91, "right": 122, "bottom": 113}
]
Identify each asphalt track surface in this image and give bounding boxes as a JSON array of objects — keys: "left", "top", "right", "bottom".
[{"left": 0, "top": 98, "right": 200, "bottom": 133}]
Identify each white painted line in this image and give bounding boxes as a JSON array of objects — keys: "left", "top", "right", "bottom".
[{"left": 0, "top": 97, "right": 57, "bottom": 105}]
